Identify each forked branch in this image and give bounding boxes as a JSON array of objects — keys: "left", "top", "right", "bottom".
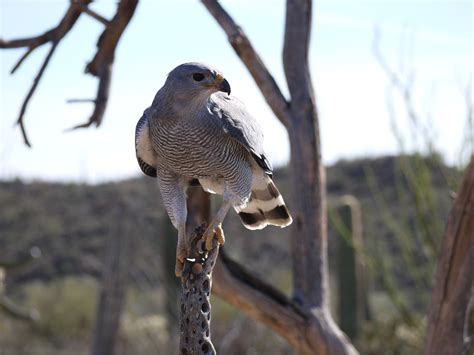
[
  {"left": 0, "top": 1, "right": 91, "bottom": 146},
  {"left": 0, "top": 0, "right": 138, "bottom": 145},
  {"left": 69, "top": 0, "right": 138, "bottom": 129}
]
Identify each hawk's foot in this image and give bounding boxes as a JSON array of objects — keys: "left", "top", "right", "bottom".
[
  {"left": 203, "top": 223, "right": 225, "bottom": 251},
  {"left": 175, "top": 244, "right": 188, "bottom": 277}
]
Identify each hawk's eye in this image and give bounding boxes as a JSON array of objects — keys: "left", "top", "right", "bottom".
[{"left": 193, "top": 73, "right": 205, "bottom": 82}]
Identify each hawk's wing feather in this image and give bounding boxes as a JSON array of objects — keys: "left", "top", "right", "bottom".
[
  {"left": 135, "top": 111, "right": 158, "bottom": 178},
  {"left": 210, "top": 93, "right": 273, "bottom": 176}
]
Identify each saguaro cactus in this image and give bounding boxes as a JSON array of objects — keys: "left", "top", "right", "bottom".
[{"left": 334, "top": 195, "right": 370, "bottom": 340}]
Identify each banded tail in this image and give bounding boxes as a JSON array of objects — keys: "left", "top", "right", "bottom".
[{"left": 235, "top": 175, "right": 293, "bottom": 230}]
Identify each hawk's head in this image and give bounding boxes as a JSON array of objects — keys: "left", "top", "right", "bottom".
[{"left": 165, "top": 62, "right": 231, "bottom": 98}]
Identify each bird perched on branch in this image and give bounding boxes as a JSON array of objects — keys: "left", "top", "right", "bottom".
[{"left": 135, "top": 63, "right": 292, "bottom": 276}]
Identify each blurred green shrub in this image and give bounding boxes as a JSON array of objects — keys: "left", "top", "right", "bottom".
[{"left": 22, "top": 276, "right": 98, "bottom": 340}]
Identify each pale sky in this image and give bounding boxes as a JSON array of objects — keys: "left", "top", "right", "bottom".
[{"left": 1, "top": 0, "right": 472, "bottom": 183}]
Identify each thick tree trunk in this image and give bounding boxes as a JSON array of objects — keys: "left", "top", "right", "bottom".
[
  {"left": 424, "top": 157, "right": 474, "bottom": 355},
  {"left": 284, "top": 0, "right": 326, "bottom": 309},
  {"left": 202, "top": 0, "right": 357, "bottom": 353},
  {"left": 283, "top": 1, "right": 356, "bottom": 353}
]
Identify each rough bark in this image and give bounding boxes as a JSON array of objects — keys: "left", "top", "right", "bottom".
[
  {"left": 424, "top": 157, "right": 474, "bottom": 355},
  {"left": 283, "top": 0, "right": 325, "bottom": 309}
]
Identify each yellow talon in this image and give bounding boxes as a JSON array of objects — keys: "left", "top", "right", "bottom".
[
  {"left": 175, "top": 244, "right": 187, "bottom": 277},
  {"left": 175, "top": 259, "right": 184, "bottom": 277},
  {"left": 204, "top": 223, "right": 225, "bottom": 251},
  {"left": 215, "top": 224, "right": 225, "bottom": 245}
]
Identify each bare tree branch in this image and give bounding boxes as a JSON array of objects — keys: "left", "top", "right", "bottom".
[
  {"left": 424, "top": 157, "right": 474, "bottom": 355},
  {"left": 10, "top": 47, "right": 35, "bottom": 74},
  {"left": 68, "top": 0, "right": 138, "bottom": 130},
  {"left": 201, "top": 0, "right": 291, "bottom": 128},
  {"left": 0, "top": 0, "right": 138, "bottom": 144},
  {"left": 69, "top": 62, "right": 112, "bottom": 130},
  {"left": 213, "top": 250, "right": 354, "bottom": 355},
  {"left": 0, "top": 1, "right": 91, "bottom": 146},
  {"left": 76, "top": 3, "right": 110, "bottom": 26},
  {"left": 16, "top": 42, "right": 59, "bottom": 147},
  {"left": 66, "top": 99, "right": 96, "bottom": 104},
  {"left": 0, "top": 1, "right": 89, "bottom": 50}
]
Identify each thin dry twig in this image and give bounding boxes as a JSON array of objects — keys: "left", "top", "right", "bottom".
[
  {"left": 66, "top": 99, "right": 95, "bottom": 103},
  {"left": 69, "top": 61, "right": 113, "bottom": 130},
  {"left": 17, "top": 42, "right": 59, "bottom": 147},
  {"left": 0, "top": 1, "right": 91, "bottom": 146},
  {"left": 0, "top": 0, "right": 138, "bottom": 145},
  {"left": 76, "top": 3, "right": 110, "bottom": 26},
  {"left": 10, "top": 47, "right": 35, "bottom": 74},
  {"left": 201, "top": 0, "right": 290, "bottom": 128}
]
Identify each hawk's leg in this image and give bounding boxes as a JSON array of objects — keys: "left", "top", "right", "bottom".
[
  {"left": 176, "top": 224, "right": 187, "bottom": 277},
  {"left": 202, "top": 166, "right": 252, "bottom": 250},
  {"left": 156, "top": 171, "right": 188, "bottom": 276},
  {"left": 202, "top": 188, "right": 237, "bottom": 251},
  {"left": 203, "top": 202, "right": 229, "bottom": 251}
]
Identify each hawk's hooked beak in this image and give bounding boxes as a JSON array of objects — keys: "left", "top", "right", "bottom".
[{"left": 215, "top": 74, "right": 231, "bottom": 96}]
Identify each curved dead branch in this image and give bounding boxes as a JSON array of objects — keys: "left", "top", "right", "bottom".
[
  {"left": 201, "top": 0, "right": 291, "bottom": 128},
  {"left": 213, "top": 250, "right": 356, "bottom": 355}
]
